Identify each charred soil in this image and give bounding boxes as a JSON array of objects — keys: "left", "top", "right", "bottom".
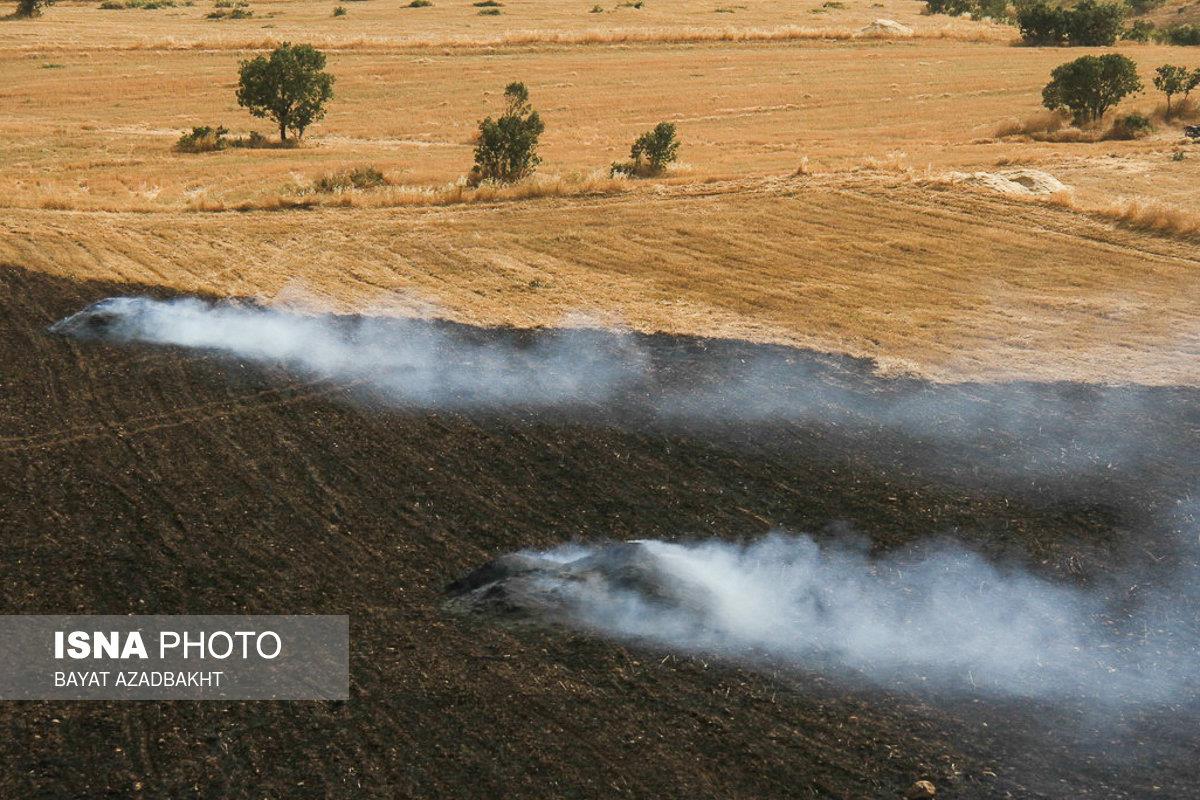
[{"left": 1, "top": 266, "right": 1198, "bottom": 799}]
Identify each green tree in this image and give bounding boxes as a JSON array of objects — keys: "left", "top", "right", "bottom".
[
  {"left": 1017, "top": 0, "right": 1125, "bottom": 45},
  {"left": 1042, "top": 54, "right": 1142, "bottom": 125},
  {"left": 1153, "top": 64, "right": 1200, "bottom": 117},
  {"left": 15, "top": 0, "right": 49, "bottom": 15},
  {"left": 1065, "top": 0, "right": 1126, "bottom": 45},
  {"left": 630, "top": 122, "right": 681, "bottom": 174},
  {"left": 236, "top": 43, "right": 335, "bottom": 143},
  {"left": 471, "top": 82, "right": 545, "bottom": 183},
  {"left": 1017, "top": 1, "right": 1070, "bottom": 44}
]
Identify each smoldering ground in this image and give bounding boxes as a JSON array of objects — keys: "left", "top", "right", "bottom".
[
  {"left": 447, "top": 532, "right": 1199, "bottom": 704},
  {"left": 51, "top": 295, "right": 1200, "bottom": 703}
]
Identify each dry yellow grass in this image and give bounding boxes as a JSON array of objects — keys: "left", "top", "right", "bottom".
[
  {"left": 5, "top": 174, "right": 1200, "bottom": 385},
  {"left": 1043, "top": 192, "right": 1200, "bottom": 240},
  {"left": 3, "top": 0, "right": 1200, "bottom": 385},
  {"left": 3, "top": 37, "right": 1197, "bottom": 211},
  {"left": 0, "top": 0, "right": 1006, "bottom": 51}
]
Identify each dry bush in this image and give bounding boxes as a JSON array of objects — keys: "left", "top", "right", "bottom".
[
  {"left": 1102, "top": 199, "right": 1200, "bottom": 239},
  {"left": 311, "top": 166, "right": 389, "bottom": 193},
  {"left": 175, "top": 125, "right": 228, "bottom": 153},
  {"left": 1148, "top": 98, "right": 1200, "bottom": 126},
  {"left": 1030, "top": 126, "right": 1102, "bottom": 143},
  {"left": 992, "top": 109, "right": 1067, "bottom": 139},
  {"left": 1043, "top": 193, "right": 1200, "bottom": 241},
  {"left": 183, "top": 172, "right": 629, "bottom": 212},
  {"left": 855, "top": 151, "right": 913, "bottom": 174}
]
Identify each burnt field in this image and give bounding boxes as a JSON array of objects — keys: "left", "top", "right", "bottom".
[{"left": 2, "top": 265, "right": 1199, "bottom": 799}]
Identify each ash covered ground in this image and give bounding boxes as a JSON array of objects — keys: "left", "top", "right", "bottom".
[{"left": 3, "top": 265, "right": 1199, "bottom": 799}]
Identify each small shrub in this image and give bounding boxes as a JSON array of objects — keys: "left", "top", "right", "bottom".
[
  {"left": 473, "top": 1, "right": 501, "bottom": 5},
  {"left": 99, "top": 1, "right": 122, "bottom": 7},
  {"left": 228, "top": 130, "right": 276, "bottom": 148},
  {"left": 1042, "top": 53, "right": 1142, "bottom": 125},
  {"left": 1171, "top": 149, "right": 1186, "bottom": 161},
  {"left": 41, "top": 62, "right": 65, "bottom": 68},
  {"left": 1106, "top": 111, "right": 1153, "bottom": 139},
  {"left": 312, "top": 166, "right": 387, "bottom": 192},
  {"left": 176, "top": 125, "right": 229, "bottom": 153},
  {"left": 1157, "top": 24, "right": 1200, "bottom": 45},
  {"left": 409, "top": 0, "right": 432, "bottom": 6},
  {"left": 611, "top": 122, "right": 680, "bottom": 177},
  {"left": 590, "top": 3, "right": 603, "bottom": 9},
  {"left": 1123, "top": 19, "right": 1155, "bottom": 41},
  {"left": 333, "top": 5, "right": 346, "bottom": 14},
  {"left": 477, "top": 5, "right": 499, "bottom": 11}
]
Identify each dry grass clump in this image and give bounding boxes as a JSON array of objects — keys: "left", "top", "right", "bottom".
[
  {"left": 175, "top": 125, "right": 228, "bottom": 153},
  {"left": 181, "top": 171, "right": 629, "bottom": 212},
  {"left": 1148, "top": 97, "right": 1200, "bottom": 125},
  {"left": 1042, "top": 193, "right": 1200, "bottom": 241},
  {"left": 992, "top": 109, "right": 1067, "bottom": 139},
  {"left": 310, "top": 165, "right": 389, "bottom": 193},
  {"left": 995, "top": 109, "right": 1156, "bottom": 143}
]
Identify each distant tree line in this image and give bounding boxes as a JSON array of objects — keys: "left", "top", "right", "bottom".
[{"left": 1016, "top": 0, "right": 1127, "bottom": 45}]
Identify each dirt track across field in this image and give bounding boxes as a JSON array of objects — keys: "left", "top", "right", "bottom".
[{"left": 2, "top": 265, "right": 1198, "bottom": 799}]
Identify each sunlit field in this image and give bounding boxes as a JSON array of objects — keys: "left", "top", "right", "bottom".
[{"left": 2, "top": 0, "right": 1199, "bottom": 383}]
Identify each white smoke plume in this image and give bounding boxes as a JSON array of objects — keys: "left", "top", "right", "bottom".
[
  {"left": 450, "top": 534, "right": 1193, "bottom": 702},
  {"left": 50, "top": 296, "right": 648, "bottom": 408},
  {"left": 51, "top": 296, "right": 1200, "bottom": 701}
]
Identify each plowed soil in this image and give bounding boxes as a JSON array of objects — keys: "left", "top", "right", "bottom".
[{"left": 2, "top": 265, "right": 1198, "bottom": 798}]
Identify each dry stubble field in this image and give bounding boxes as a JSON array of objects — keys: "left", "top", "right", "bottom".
[{"left": 2, "top": 0, "right": 1199, "bottom": 383}]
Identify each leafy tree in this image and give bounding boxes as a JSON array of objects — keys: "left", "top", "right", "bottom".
[
  {"left": 1017, "top": 1, "right": 1070, "bottom": 44},
  {"left": 1017, "top": 0, "right": 1125, "bottom": 45},
  {"left": 1159, "top": 23, "right": 1200, "bottom": 45},
  {"left": 1042, "top": 54, "right": 1142, "bottom": 125},
  {"left": 470, "top": 82, "right": 545, "bottom": 183},
  {"left": 611, "top": 122, "right": 681, "bottom": 177},
  {"left": 926, "top": 0, "right": 974, "bottom": 15},
  {"left": 1122, "top": 19, "right": 1156, "bottom": 41},
  {"left": 236, "top": 43, "right": 335, "bottom": 143},
  {"left": 630, "top": 122, "right": 681, "bottom": 173},
  {"left": 15, "top": 0, "right": 50, "bottom": 15},
  {"left": 1065, "top": 0, "right": 1126, "bottom": 45},
  {"left": 1154, "top": 64, "right": 1200, "bottom": 117}
]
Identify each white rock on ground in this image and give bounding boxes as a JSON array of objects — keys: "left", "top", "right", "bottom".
[
  {"left": 941, "top": 169, "right": 1068, "bottom": 196},
  {"left": 858, "top": 18, "right": 914, "bottom": 36}
]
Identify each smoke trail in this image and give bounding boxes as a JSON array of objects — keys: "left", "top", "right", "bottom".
[
  {"left": 448, "top": 534, "right": 1193, "bottom": 702},
  {"left": 50, "top": 297, "right": 648, "bottom": 408},
  {"left": 49, "top": 295, "right": 1192, "bottom": 470},
  {"left": 51, "top": 296, "right": 1200, "bottom": 700}
]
